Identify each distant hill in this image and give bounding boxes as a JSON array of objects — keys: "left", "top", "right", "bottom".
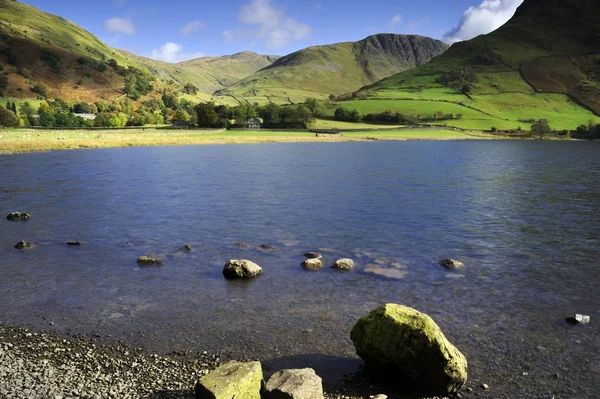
[
  {"left": 351, "top": 0, "right": 600, "bottom": 130},
  {"left": 221, "top": 34, "right": 449, "bottom": 104}
]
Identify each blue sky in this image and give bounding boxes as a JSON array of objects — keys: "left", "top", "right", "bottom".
[{"left": 22, "top": 0, "right": 523, "bottom": 62}]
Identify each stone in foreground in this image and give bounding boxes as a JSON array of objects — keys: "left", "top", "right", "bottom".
[
  {"left": 137, "top": 256, "right": 164, "bottom": 266},
  {"left": 439, "top": 259, "right": 464, "bottom": 269},
  {"left": 263, "top": 368, "right": 323, "bottom": 399},
  {"left": 350, "top": 304, "right": 467, "bottom": 395},
  {"left": 302, "top": 258, "right": 323, "bottom": 270},
  {"left": 566, "top": 314, "right": 590, "bottom": 325},
  {"left": 195, "top": 360, "right": 263, "bottom": 399},
  {"left": 332, "top": 258, "right": 354, "bottom": 270},
  {"left": 6, "top": 211, "right": 31, "bottom": 221},
  {"left": 14, "top": 241, "right": 35, "bottom": 250},
  {"left": 223, "top": 259, "right": 262, "bottom": 279}
]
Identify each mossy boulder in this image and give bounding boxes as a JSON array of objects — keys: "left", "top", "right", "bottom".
[
  {"left": 350, "top": 304, "right": 467, "bottom": 395},
  {"left": 195, "top": 361, "right": 263, "bottom": 399},
  {"left": 223, "top": 259, "right": 262, "bottom": 279}
]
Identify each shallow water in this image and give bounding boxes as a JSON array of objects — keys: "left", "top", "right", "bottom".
[{"left": 1, "top": 141, "right": 599, "bottom": 396}]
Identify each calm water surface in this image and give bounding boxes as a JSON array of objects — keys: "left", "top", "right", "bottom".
[{"left": 1, "top": 141, "right": 599, "bottom": 396}]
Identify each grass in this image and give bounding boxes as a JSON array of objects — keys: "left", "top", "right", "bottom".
[{"left": 0, "top": 127, "right": 504, "bottom": 154}]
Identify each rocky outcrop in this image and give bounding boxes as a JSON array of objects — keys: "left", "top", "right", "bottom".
[
  {"left": 14, "top": 241, "right": 35, "bottom": 250},
  {"left": 137, "top": 256, "right": 164, "bottom": 266},
  {"left": 223, "top": 260, "right": 262, "bottom": 279},
  {"left": 263, "top": 368, "right": 324, "bottom": 399},
  {"left": 439, "top": 259, "right": 465, "bottom": 270},
  {"left": 332, "top": 259, "right": 354, "bottom": 270},
  {"left": 350, "top": 304, "right": 467, "bottom": 395},
  {"left": 6, "top": 212, "right": 30, "bottom": 221},
  {"left": 301, "top": 259, "right": 323, "bottom": 270},
  {"left": 195, "top": 361, "right": 263, "bottom": 399}
]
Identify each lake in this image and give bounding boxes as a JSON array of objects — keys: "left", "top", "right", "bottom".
[{"left": 1, "top": 140, "right": 599, "bottom": 396}]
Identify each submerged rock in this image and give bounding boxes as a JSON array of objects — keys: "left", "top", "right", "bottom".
[
  {"left": 263, "top": 368, "right": 324, "bottom": 399},
  {"left": 6, "top": 211, "right": 31, "bottom": 221},
  {"left": 302, "top": 258, "right": 323, "bottom": 270},
  {"left": 14, "top": 241, "right": 35, "bottom": 250},
  {"left": 66, "top": 241, "right": 83, "bottom": 246},
  {"left": 137, "top": 256, "right": 164, "bottom": 266},
  {"left": 223, "top": 259, "right": 262, "bottom": 279},
  {"left": 350, "top": 304, "right": 467, "bottom": 395},
  {"left": 195, "top": 360, "right": 263, "bottom": 399},
  {"left": 332, "top": 258, "right": 355, "bottom": 270},
  {"left": 439, "top": 259, "right": 465, "bottom": 269},
  {"left": 181, "top": 244, "right": 193, "bottom": 251},
  {"left": 364, "top": 266, "right": 408, "bottom": 280},
  {"left": 260, "top": 244, "right": 276, "bottom": 251},
  {"left": 566, "top": 314, "right": 590, "bottom": 325},
  {"left": 235, "top": 242, "right": 251, "bottom": 248},
  {"left": 303, "top": 252, "right": 323, "bottom": 260}
]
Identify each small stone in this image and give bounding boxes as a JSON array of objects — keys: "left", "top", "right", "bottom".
[
  {"left": 66, "top": 241, "right": 83, "bottom": 246},
  {"left": 303, "top": 252, "right": 323, "bottom": 259},
  {"left": 566, "top": 314, "right": 590, "bottom": 325},
  {"left": 6, "top": 211, "right": 31, "bottom": 221},
  {"left": 553, "top": 373, "right": 559, "bottom": 379},
  {"left": 302, "top": 258, "right": 323, "bottom": 270},
  {"left": 137, "top": 256, "right": 164, "bottom": 266},
  {"left": 195, "top": 361, "right": 262, "bottom": 399},
  {"left": 332, "top": 258, "right": 354, "bottom": 270},
  {"left": 481, "top": 383, "right": 489, "bottom": 390},
  {"left": 370, "top": 395, "right": 387, "bottom": 399},
  {"left": 223, "top": 259, "right": 262, "bottom": 279},
  {"left": 235, "top": 242, "right": 251, "bottom": 248},
  {"left": 439, "top": 259, "right": 465, "bottom": 269},
  {"left": 15, "top": 241, "right": 35, "bottom": 250},
  {"left": 466, "top": 388, "right": 473, "bottom": 393},
  {"left": 181, "top": 244, "right": 193, "bottom": 251}
]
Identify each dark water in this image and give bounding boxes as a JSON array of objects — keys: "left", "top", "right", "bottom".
[{"left": 1, "top": 141, "right": 599, "bottom": 396}]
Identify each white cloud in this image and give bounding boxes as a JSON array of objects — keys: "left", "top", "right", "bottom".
[
  {"left": 104, "top": 17, "right": 135, "bottom": 35},
  {"left": 389, "top": 14, "right": 402, "bottom": 27},
  {"left": 227, "top": 0, "right": 311, "bottom": 49},
  {"left": 149, "top": 42, "right": 206, "bottom": 63},
  {"left": 443, "top": 0, "right": 523, "bottom": 43},
  {"left": 181, "top": 20, "right": 205, "bottom": 36}
]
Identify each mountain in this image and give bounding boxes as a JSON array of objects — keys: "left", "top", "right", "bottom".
[
  {"left": 220, "top": 34, "right": 449, "bottom": 104},
  {"left": 0, "top": 0, "right": 277, "bottom": 103},
  {"left": 351, "top": 0, "right": 600, "bottom": 130}
]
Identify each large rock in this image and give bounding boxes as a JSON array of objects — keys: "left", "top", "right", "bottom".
[
  {"left": 350, "top": 304, "right": 467, "bottom": 395},
  {"left": 332, "top": 258, "right": 354, "bottom": 270},
  {"left": 195, "top": 361, "right": 263, "bottom": 399},
  {"left": 6, "top": 211, "right": 30, "bottom": 221},
  {"left": 263, "top": 368, "right": 323, "bottom": 399},
  {"left": 223, "top": 259, "right": 262, "bottom": 279}
]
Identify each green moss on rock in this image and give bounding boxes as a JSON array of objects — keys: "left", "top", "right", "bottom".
[
  {"left": 350, "top": 304, "right": 467, "bottom": 395},
  {"left": 195, "top": 361, "right": 263, "bottom": 399}
]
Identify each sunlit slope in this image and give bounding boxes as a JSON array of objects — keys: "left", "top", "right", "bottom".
[
  {"left": 222, "top": 34, "right": 449, "bottom": 104},
  {"left": 355, "top": 0, "right": 600, "bottom": 130}
]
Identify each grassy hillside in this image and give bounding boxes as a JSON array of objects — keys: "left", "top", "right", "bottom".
[
  {"left": 0, "top": 0, "right": 275, "bottom": 104},
  {"left": 221, "top": 34, "right": 449, "bottom": 105},
  {"left": 351, "top": 0, "right": 600, "bottom": 131}
]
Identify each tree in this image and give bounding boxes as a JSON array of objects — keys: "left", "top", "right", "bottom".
[
  {"left": 304, "top": 98, "right": 324, "bottom": 116},
  {"left": 437, "top": 69, "right": 477, "bottom": 96},
  {"left": 172, "top": 108, "right": 191, "bottom": 123},
  {"left": 0, "top": 105, "right": 19, "bottom": 127},
  {"left": 183, "top": 83, "right": 198, "bottom": 95},
  {"left": 531, "top": 119, "right": 552, "bottom": 139},
  {"left": 0, "top": 74, "right": 7, "bottom": 95},
  {"left": 258, "top": 101, "right": 281, "bottom": 125},
  {"left": 195, "top": 102, "right": 219, "bottom": 127},
  {"left": 19, "top": 102, "right": 36, "bottom": 117},
  {"left": 31, "top": 82, "right": 48, "bottom": 97}
]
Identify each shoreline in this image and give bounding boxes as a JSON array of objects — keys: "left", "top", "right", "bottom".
[
  {"left": 0, "top": 322, "right": 461, "bottom": 399},
  {"left": 0, "top": 128, "right": 509, "bottom": 154}
]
